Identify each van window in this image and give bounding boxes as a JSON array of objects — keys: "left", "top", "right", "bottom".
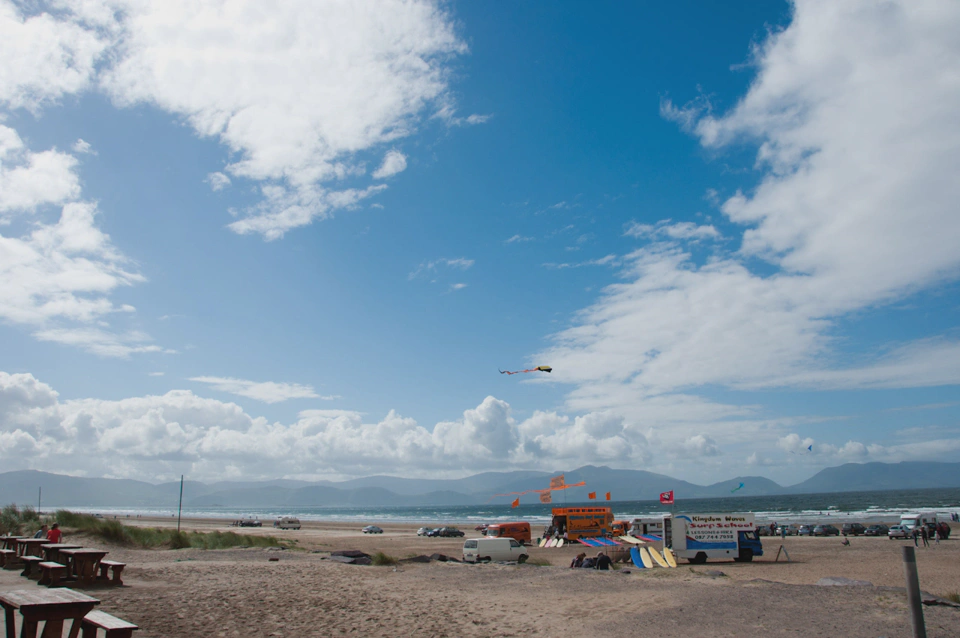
[
  {"left": 464, "top": 540, "right": 478, "bottom": 549},
  {"left": 509, "top": 540, "right": 521, "bottom": 548},
  {"left": 487, "top": 528, "right": 498, "bottom": 536}
]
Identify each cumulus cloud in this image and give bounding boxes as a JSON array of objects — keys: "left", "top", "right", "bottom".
[
  {"left": 71, "top": 139, "right": 95, "bottom": 155},
  {"left": 371, "top": 150, "right": 407, "bottom": 179},
  {"left": 408, "top": 257, "right": 474, "bottom": 280},
  {"left": 540, "top": 0, "right": 960, "bottom": 441},
  {"left": 205, "top": 172, "right": 231, "bottom": 191},
  {"left": 0, "top": 125, "right": 81, "bottom": 215},
  {"left": 0, "top": 0, "right": 473, "bottom": 239},
  {"left": 189, "top": 376, "right": 321, "bottom": 404}
]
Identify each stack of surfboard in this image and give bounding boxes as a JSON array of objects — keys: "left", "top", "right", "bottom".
[
  {"left": 538, "top": 537, "right": 566, "bottom": 548},
  {"left": 629, "top": 546, "right": 677, "bottom": 569}
]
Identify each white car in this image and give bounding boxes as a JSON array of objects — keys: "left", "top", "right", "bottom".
[
  {"left": 417, "top": 527, "right": 431, "bottom": 536},
  {"left": 362, "top": 525, "right": 383, "bottom": 534},
  {"left": 888, "top": 525, "right": 910, "bottom": 540}
]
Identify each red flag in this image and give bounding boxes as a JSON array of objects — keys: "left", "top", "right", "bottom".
[
  {"left": 588, "top": 492, "right": 596, "bottom": 500},
  {"left": 549, "top": 474, "right": 565, "bottom": 489},
  {"left": 539, "top": 491, "right": 552, "bottom": 504},
  {"left": 659, "top": 490, "right": 674, "bottom": 505},
  {"left": 605, "top": 492, "right": 611, "bottom": 501},
  {"left": 511, "top": 497, "right": 520, "bottom": 508}
]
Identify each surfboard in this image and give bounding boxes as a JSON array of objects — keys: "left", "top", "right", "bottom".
[
  {"left": 649, "top": 547, "right": 669, "bottom": 568},
  {"left": 662, "top": 547, "right": 678, "bottom": 568},
  {"left": 619, "top": 535, "right": 641, "bottom": 545},
  {"left": 546, "top": 538, "right": 554, "bottom": 548},
  {"left": 638, "top": 546, "right": 654, "bottom": 568},
  {"left": 557, "top": 538, "right": 564, "bottom": 548},
  {"left": 629, "top": 546, "right": 646, "bottom": 568},
  {"left": 538, "top": 538, "right": 547, "bottom": 548}
]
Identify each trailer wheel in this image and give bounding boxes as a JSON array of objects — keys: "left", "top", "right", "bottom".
[
  {"left": 734, "top": 549, "right": 753, "bottom": 562},
  {"left": 687, "top": 552, "right": 707, "bottom": 565},
  {"left": 479, "top": 556, "right": 491, "bottom": 563}
]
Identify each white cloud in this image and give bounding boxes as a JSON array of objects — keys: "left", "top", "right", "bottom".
[
  {"left": 1, "top": 0, "right": 469, "bottom": 239},
  {"left": 505, "top": 234, "right": 534, "bottom": 244},
  {"left": 542, "top": 254, "right": 620, "bottom": 270},
  {"left": 71, "top": 139, "right": 95, "bottom": 155},
  {"left": 189, "top": 376, "right": 320, "bottom": 404},
  {"left": 624, "top": 220, "right": 720, "bottom": 241},
  {"left": 0, "top": 125, "right": 81, "bottom": 215},
  {"left": 540, "top": 0, "right": 960, "bottom": 439},
  {"left": 449, "top": 283, "right": 467, "bottom": 292},
  {"left": 34, "top": 327, "right": 167, "bottom": 359},
  {"left": 372, "top": 150, "right": 407, "bottom": 179},
  {"left": 408, "top": 257, "right": 474, "bottom": 280},
  {"left": 205, "top": 171, "right": 231, "bottom": 191}
]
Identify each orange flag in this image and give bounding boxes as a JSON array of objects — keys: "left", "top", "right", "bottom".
[
  {"left": 588, "top": 492, "right": 596, "bottom": 500},
  {"left": 511, "top": 497, "right": 520, "bottom": 508},
  {"left": 605, "top": 492, "right": 611, "bottom": 501},
  {"left": 549, "top": 474, "right": 565, "bottom": 489},
  {"left": 539, "top": 491, "right": 552, "bottom": 504}
]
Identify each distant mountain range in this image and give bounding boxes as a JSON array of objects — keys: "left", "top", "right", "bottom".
[{"left": 2, "top": 462, "right": 959, "bottom": 509}]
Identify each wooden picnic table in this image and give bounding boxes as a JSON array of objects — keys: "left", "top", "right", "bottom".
[
  {"left": 0, "top": 537, "right": 23, "bottom": 551},
  {"left": 14, "top": 540, "right": 48, "bottom": 558},
  {"left": 57, "top": 549, "right": 108, "bottom": 587},
  {"left": 40, "top": 544, "right": 82, "bottom": 564},
  {"left": 0, "top": 588, "right": 99, "bottom": 638}
]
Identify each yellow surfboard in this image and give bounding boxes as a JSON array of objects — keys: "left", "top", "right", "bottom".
[
  {"left": 538, "top": 538, "right": 547, "bottom": 548},
  {"left": 662, "top": 547, "right": 678, "bottom": 568},
  {"left": 619, "top": 535, "right": 641, "bottom": 545},
  {"left": 638, "top": 546, "right": 655, "bottom": 568},
  {"left": 649, "top": 547, "right": 669, "bottom": 568}
]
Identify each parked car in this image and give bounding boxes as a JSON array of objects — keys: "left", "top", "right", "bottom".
[
  {"left": 841, "top": 523, "right": 866, "bottom": 536},
  {"left": 362, "top": 525, "right": 383, "bottom": 534},
  {"left": 864, "top": 524, "right": 889, "bottom": 536},
  {"left": 435, "top": 527, "right": 464, "bottom": 538},
  {"left": 756, "top": 526, "right": 773, "bottom": 536},
  {"left": 426, "top": 528, "right": 442, "bottom": 537},
  {"left": 238, "top": 517, "right": 262, "bottom": 527},
  {"left": 776, "top": 524, "right": 799, "bottom": 536},
  {"left": 417, "top": 527, "right": 431, "bottom": 536},
  {"left": 798, "top": 525, "right": 814, "bottom": 536},
  {"left": 813, "top": 524, "right": 840, "bottom": 536},
  {"left": 888, "top": 525, "right": 911, "bottom": 540}
]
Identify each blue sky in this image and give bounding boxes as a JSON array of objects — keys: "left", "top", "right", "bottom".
[{"left": 2, "top": 0, "right": 959, "bottom": 485}]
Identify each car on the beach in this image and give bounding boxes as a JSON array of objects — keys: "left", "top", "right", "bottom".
[
  {"left": 888, "top": 525, "right": 910, "bottom": 540},
  {"left": 756, "top": 526, "right": 773, "bottom": 536},
  {"left": 864, "top": 524, "right": 889, "bottom": 536},
  {"left": 435, "top": 527, "right": 464, "bottom": 538},
  {"left": 841, "top": 523, "right": 866, "bottom": 536},
  {"left": 813, "top": 524, "right": 839, "bottom": 536},
  {"left": 798, "top": 525, "right": 814, "bottom": 536},
  {"left": 426, "top": 528, "right": 442, "bottom": 537},
  {"left": 417, "top": 527, "right": 431, "bottom": 536},
  {"left": 362, "top": 525, "right": 383, "bottom": 534},
  {"left": 238, "top": 518, "right": 262, "bottom": 527},
  {"left": 776, "top": 524, "right": 799, "bottom": 536}
]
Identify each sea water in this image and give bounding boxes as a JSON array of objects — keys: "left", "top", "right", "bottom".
[{"left": 61, "top": 487, "right": 960, "bottom": 526}]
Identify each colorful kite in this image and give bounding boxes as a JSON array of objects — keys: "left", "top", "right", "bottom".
[
  {"left": 731, "top": 482, "right": 745, "bottom": 493},
  {"left": 791, "top": 444, "right": 814, "bottom": 455},
  {"left": 489, "top": 473, "right": 586, "bottom": 503},
  {"left": 499, "top": 365, "right": 553, "bottom": 375}
]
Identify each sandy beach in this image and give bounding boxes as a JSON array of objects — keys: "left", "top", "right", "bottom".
[{"left": 2, "top": 517, "right": 958, "bottom": 637}]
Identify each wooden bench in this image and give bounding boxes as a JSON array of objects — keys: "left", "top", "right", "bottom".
[
  {"left": 98, "top": 560, "right": 126, "bottom": 585},
  {"left": 0, "top": 548, "right": 14, "bottom": 567},
  {"left": 81, "top": 610, "right": 139, "bottom": 637},
  {"left": 20, "top": 554, "right": 44, "bottom": 579},
  {"left": 38, "top": 561, "right": 68, "bottom": 587}
]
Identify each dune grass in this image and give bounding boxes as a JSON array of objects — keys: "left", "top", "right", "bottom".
[
  {"left": 371, "top": 551, "right": 398, "bottom": 566},
  {"left": 524, "top": 556, "right": 551, "bottom": 566},
  {"left": 0, "top": 504, "right": 41, "bottom": 536},
  {"left": 53, "top": 509, "right": 288, "bottom": 550},
  {"left": 946, "top": 591, "right": 960, "bottom": 604}
]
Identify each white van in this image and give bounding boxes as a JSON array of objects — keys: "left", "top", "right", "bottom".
[
  {"left": 462, "top": 538, "right": 529, "bottom": 564},
  {"left": 274, "top": 516, "right": 301, "bottom": 530}
]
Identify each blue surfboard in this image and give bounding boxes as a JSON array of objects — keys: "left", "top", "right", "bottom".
[{"left": 630, "top": 546, "right": 646, "bottom": 569}]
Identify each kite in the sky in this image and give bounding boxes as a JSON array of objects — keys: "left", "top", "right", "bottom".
[
  {"left": 791, "top": 445, "right": 814, "bottom": 455},
  {"left": 731, "top": 482, "right": 745, "bottom": 493},
  {"left": 499, "top": 365, "right": 553, "bottom": 375}
]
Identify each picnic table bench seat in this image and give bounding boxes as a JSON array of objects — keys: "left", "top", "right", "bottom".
[
  {"left": 38, "top": 561, "right": 68, "bottom": 587},
  {"left": 98, "top": 560, "right": 126, "bottom": 585},
  {"left": 0, "top": 548, "right": 14, "bottom": 567},
  {"left": 81, "top": 609, "right": 139, "bottom": 638},
  {"left": 20, "top": 555, "right": 43, "bottom": 579}
]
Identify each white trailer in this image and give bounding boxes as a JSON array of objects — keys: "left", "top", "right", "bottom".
[
  {"left": 668, "top": 513, "right": 762, "bottom": 564},
  {"left": 900, "top": 512, "right": 937, "bottom": 530}
]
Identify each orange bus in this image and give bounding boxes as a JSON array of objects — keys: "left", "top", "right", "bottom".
[
  {"left": 551, "top": 507, "right": 614, "bottom": 540},
  {"left": 485, "top": 522, "right": 532, "bottom": 544},
  {"left": 611, "top": 520, "right": 631, "bottom": 535}
]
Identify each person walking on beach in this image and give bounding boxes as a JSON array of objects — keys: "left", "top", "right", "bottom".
[
  {"left": 912, "top": 526, "right": 919, "bottom": 547},
  {"left": 920, "top": 525, "right": 929, "bottom": 547}
]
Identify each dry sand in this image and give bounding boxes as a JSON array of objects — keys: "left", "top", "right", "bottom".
[{"left": 2, "top": 517, "right": 958, "bottom": 637}]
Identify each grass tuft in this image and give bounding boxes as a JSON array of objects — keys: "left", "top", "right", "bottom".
[
  {"left": 525, "top": 557, "right": 551, "bottom": 566},
  {"left": 0, "top": 504, "right": 41, "bottom": 535},
  {"left": 371, "top": 551, "right": 398, "bottom": 566},
  {"left": 945, "top": 591, "right": 960, "bottom": 604}
]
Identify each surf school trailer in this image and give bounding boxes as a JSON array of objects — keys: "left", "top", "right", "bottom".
[{"left": 667, "top": 514, "right": 763, "bottom": 564}]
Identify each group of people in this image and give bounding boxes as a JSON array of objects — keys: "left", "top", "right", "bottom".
[
  {"left": 569, "top": 551, "right": 612, "bottom": 570},
  {"left": 32, "top": 523, "right": 63, "bottom": 543},
  {"left": 913, "top": 522, "right": 949, "bottom": 547}
]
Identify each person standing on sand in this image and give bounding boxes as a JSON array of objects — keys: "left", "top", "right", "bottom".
[
  {"left": 920, "top": 525, "right": 929, "bottom": 547},
  {"left": 912, "top": 526, "right": 919, "bottom": 547}
]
